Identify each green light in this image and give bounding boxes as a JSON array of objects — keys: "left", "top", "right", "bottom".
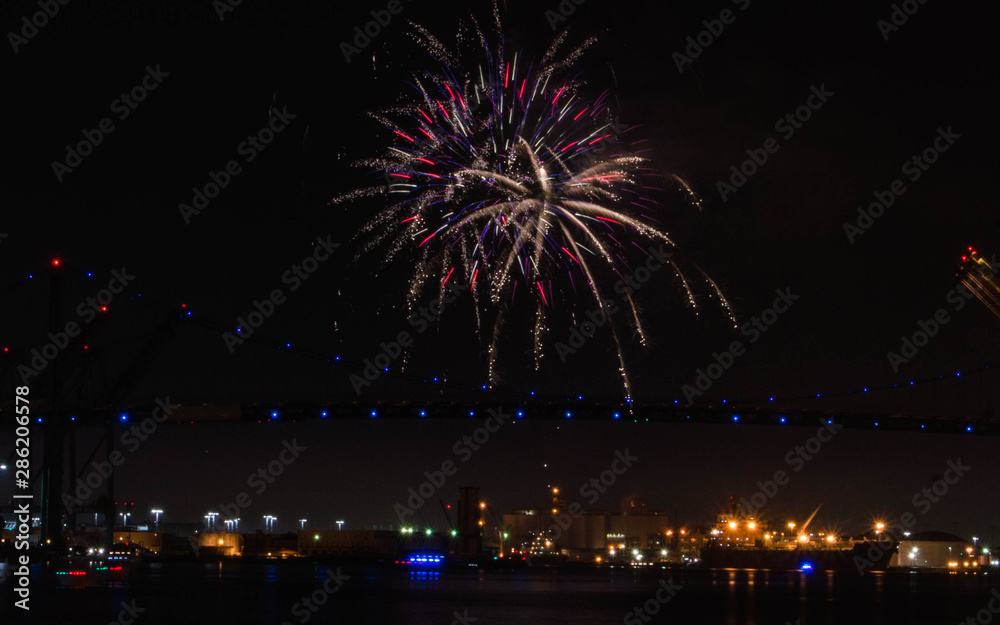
[
  {"left": 425, "top": 529, "right": 432, "bottom": 536},
  {"left": 314, "top": 534, "right": 320, "bottom": 540},
  {"left": 450, "top": 530, "right": 457, "bottom": 537},
  {"left": 503, "top": 532, "right": 509, "bottom": 539}
]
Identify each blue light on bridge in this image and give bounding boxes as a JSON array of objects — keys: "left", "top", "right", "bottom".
[
  {"left": 565, "top": 411, "right": 572, "bottom": 418},
  {"left": 780, "top": 417, "right": 786, "bottom": 424},
  {"left": 516, "top": 410, "right": 524, "bottom": 418},
  {"left": 271, "top": 411, "right": 279, "bottom": 419},
  {"left": 370, "top": 410, "right": 378, "bottom": 418},
  {"left": 119, "top": 414, "right": 128, "bottom": 422},
  {"left": 613, "top": 412, "right": 620, "bottom": 419},
  {"left": 420, "top": 410, "right": 427, "bottom": 417},
  {"left": 321, "top": 411, "right": 328, "bottom": 418}
]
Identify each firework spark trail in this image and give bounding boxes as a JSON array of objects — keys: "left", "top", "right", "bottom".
[{"left": 332, "top": 5, "right": 737, "bottom": 399}]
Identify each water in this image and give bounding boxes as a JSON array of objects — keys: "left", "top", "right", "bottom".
[{"left": 2, "top": 561, "right": 995, "bottom": 624}]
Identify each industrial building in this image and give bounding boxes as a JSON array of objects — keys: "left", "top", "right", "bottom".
[{"left": 889, "top": 531, "right": 977, "bottom": 569}]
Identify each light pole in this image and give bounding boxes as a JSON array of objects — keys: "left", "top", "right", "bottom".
[
  {"left": 205, "top": 512, "right": 218, "bottom": 531},
  {"left": 234, "top": 518, "right": 240, "bottom": 531},
  {"left": 264, "top": 515, "right": 276, "bottom": 533},
  {"left": 299, "top": 519, "right": 307, "bottom": 530},
  {"left": 151, "top": 509, "right": 163, "bottom": 530},
  {"left": 336, "top": 520, "right": 344, "bottom": 531},
  {"left": 119, "top": 512, "right": 130, "bottom": 528}
]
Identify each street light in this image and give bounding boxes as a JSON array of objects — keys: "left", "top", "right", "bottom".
[
  {"left": 299, "top": 519, "right": 307, "bottom": 530},
  {"left": 119, "top": 512, "right": 130, "bottom": 528},
  {"left": 264, "top": 515, "right": 277, "bottom": 533},
  {"left": 336, "top": 520, "right": 344, "bottom": 531},
  {"left": 151, "top": 509, "right": 163, "bottom": 529}
]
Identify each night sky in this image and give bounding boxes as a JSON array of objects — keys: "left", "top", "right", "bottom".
[{"left": 3, "top": 1, "right": 998, "bottom": 537}]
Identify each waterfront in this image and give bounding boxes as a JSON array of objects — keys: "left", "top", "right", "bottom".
[{"left": 2, "top": 561, "right": 995, "bottom": 624}]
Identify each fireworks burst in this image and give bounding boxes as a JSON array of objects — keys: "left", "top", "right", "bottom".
[{"left": 333, "top": 5, "right": 737, "bottom": 400}]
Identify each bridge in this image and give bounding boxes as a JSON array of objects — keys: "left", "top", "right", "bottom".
[{"left": 1, "top": 259, "right": 997, "bottom": 553}]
